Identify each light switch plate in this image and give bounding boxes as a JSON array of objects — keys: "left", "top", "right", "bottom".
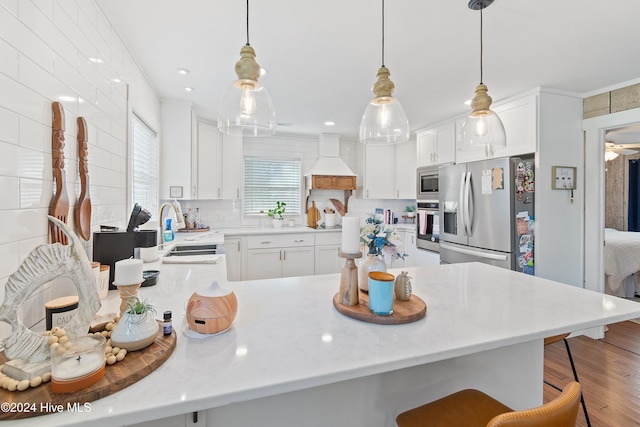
[{"left": 551, "top": 166, "right": 576, "bottom": 190}]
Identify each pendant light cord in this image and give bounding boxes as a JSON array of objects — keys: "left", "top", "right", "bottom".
[
  {"left": 246, "top": 0, "right": 250, "bottom": 46},
  {"left": 381, "top": 0, "right": 385, "bottom": 67},
  {"left": 479, "top": 8, "right": 483, "bottom": 84}
]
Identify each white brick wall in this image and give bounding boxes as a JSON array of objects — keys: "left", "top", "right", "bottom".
[{"left": 0, "top": 0, "right": 160, "bottom": 339}]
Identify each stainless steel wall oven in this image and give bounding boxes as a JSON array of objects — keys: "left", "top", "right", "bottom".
[{"left": 416, "top": 200, "right": 440, "bottom": 252}]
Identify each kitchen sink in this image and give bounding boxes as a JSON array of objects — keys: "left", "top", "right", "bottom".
[{"left": 164, "top": 243, "right": 224, "bottom": 257}]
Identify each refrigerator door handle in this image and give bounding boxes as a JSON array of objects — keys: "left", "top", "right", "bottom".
[
  {"left": 464, "top": 171, "right": 473, "bottom": 237},
  {"left": 459, "top": 172, "right": 467, "bottom": 236},
  {"left": 440, "top": 242, "right": 508, "bottom": 261}
]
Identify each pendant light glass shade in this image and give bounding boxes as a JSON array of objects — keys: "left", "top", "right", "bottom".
[
  {"left": 217, "top": 2, "right": 276, "bottom": 137},
  {"left": 460, "top": 84, "right": 506, "bottom": 158},
  {"left": 359, "top": 68, "right": 410, "bottom": 144},
  {"left": 359, "top": 1, "right": 410, "bottom": 145},
  {"left": 460, "top": 1, "right": 505, "bottom": 158}
]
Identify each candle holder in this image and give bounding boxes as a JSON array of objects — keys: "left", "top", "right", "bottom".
[
  {"left": 338, "top": 250, "right": 362, "bottom": 306},
  {"left": 116, "top": 282, "right": 142, "bottom": 315}
]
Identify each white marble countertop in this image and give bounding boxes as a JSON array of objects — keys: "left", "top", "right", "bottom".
[{"left": 12, "top": 262, "right": 640, "bottom": 426}]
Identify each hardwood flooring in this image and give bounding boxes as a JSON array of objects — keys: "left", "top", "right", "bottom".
[{"left": 544, "top": 321, "right": 640, "bottom": 427}]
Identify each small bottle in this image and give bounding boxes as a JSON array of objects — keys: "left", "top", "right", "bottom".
[
  {"left": 163, "top": 218, "right": 174, "bottom": 242},
  {"left": 163, "top": 311, "right": 172, "bottom": 335}
]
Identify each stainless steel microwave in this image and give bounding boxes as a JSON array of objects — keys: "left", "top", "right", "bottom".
[{"left": 417, "top": 166, "right": 440, "bottom": 200}]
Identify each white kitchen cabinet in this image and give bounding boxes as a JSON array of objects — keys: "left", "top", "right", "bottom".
[
  {"left": 395, "top": 140, "right": 417, "bottom": 198},
  {"left": 196, "top": 121, "right": 222, "bottom": 199},
  {"left": 393, "top": 229, "right": 440, "bottom": 268},
  {"left": 314, "top": 232, "right": 342, "bottom": 274},
  {"left": 363, "top": 144, "right": 396, "bottom": 199},
  {"left": 362, "top": 140, "right": 416, "bottom": 199},
  {"left": 246, "top": 233, "right": 315, "bottom": 280},
  {"left": 455, "top": 93, "right": 537, "bottom": 163},
  {"left": 221, "top": 134, "right": 243, "bottom": 199},
  {"left": 129, "top": 411, "right": 206, "bottom": 427},
  {"left": 416, "top": 122, "right": 455, "bottom": 167},
  {"left": 160, "top": 101, "right": 197, "bottom": 199},
  {"left": 224, "top": 237, "right": 244, "bottom": 281}
]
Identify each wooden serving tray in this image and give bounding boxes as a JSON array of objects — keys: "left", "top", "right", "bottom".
[
  {"left": 333, "top": 291, "right": 426, "bottom": 325},
  {"left": 0, "top": 322, "right": 176, "bottom": 420}
]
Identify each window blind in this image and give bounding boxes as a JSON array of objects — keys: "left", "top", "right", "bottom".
[
  {"left": 244, "top": 157, "right": 301, "bottom": 215},
  {"left": 131, "top": 114, "right": 158, "bottom": 214}
]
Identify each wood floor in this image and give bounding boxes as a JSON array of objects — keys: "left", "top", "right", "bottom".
[{"left": 544, "top": 321, "right": 640, "bottom": 427}]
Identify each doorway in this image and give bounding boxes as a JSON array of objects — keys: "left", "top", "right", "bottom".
[{"left": 584, "top": 108, "right": 640, "bottom": 338}]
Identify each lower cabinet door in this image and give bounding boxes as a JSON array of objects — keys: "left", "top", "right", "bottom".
[
  {"left": 315, "top": 245, "right": 341, "bottom": 275},
  {"left": 247, "top": 249, "right": 283, "bottom": 280},
  {"left": 282, "top": 247, "right": 315, "bottom": 278}
]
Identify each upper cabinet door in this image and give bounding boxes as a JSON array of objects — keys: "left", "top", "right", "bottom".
[
  {"left": 196, "top": 121, "right": 222, "bottom": 199},
  {"left": 221, "top": 134, "right": 243, "bottom": 200},
  {"left": 364, "top": 144, "right": 396, "bottom": 199},
  {"left": 416, "top": 122, "right": 455, "bottom": 167},
  {"left": 395, "top": 140, "right": 416, "bottom": 198}
]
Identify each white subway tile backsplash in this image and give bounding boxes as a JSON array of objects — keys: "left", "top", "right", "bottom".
[
  {"left": 0, "top": 5, "right": 54, "bottom": 73},
  {"left": 20, "top": 0, "right": 77, "bottom": 69},
  {"left": 77, "top": 55, "right": 108, "bottom": 100},
  {"left": 0, "top": 72, "right": 49, "bottom": 123},
  {"left": 0, "top": 37, "right": 19, "bottom": 81},
  {"left": 0, "top": 208, "right": 48, "bottom": 244},
  {"left": 19, "top": 177, "right": 51, "bottom": 209},
  {"left": 1, "top": 0, "right": 18, "bottom": 16},
  {"left": 20, "top": 54, "right": 80, "bottom": 116},
  {"left": 17, "top": 144, "right": 51, "bottom": 180},
  {"left": 0, "top": 241, "right": 19, "bottom": 278},
  {"left": 0, "top": 105, "right": 19, "bottom": 144},
  {"left": 52, "top": 1, "right": 95, "bottom": 62},
  {"left": 0, "top": 176, "right": 19, "bottom": 209},
  {"left": 0, "top": 140, "right": 19, "bottom": 175},
  {"left": 19, "top": 115, "right": 49, "bottom": 152},
  {"left": 55, "top": 54, "right": 97, "bottom": 105}
]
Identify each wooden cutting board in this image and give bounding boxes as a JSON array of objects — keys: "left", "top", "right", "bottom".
[
  {"left": 0, "top": 323, "right": 176, "bottom": 420},
  {"left": 307, "top": 201, "right": 321, "bottom": 228}
]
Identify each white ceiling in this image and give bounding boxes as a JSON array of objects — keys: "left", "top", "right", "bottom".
[{"left": 96, "top": 0, "right": 640, "bottom": 140}]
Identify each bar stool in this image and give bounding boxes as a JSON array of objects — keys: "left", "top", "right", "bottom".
[
  {"left": 544, "top": 334, "right": 591, "bottom": 427},
  {"left": 396, "top": 381, "right": 581, "bottom": 427}
]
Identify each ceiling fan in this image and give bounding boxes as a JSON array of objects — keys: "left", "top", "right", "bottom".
[{"left": 605, "top": 141, "right": 639, "bottom": 161}]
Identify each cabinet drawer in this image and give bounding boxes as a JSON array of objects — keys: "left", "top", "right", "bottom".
[
  {"left": 315, "top": 231, "right": 342, "bottom": 246},
  {"left": 247, "top": 233, "right": 314, "bottom": 249}
]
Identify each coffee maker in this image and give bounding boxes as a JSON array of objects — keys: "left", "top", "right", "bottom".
[{"left": 93, "top": 204, "right": 158, "bottom": 289}]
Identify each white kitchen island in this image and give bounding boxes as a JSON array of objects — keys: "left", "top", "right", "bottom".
[{"left": 10, "top": 262, "right": 640, "bottom": 427}]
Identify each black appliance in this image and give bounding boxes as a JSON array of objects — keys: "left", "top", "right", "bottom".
[{"left": 93, "top": 204, "right": 157, "bottom": 289}]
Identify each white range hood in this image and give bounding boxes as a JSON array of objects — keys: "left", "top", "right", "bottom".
[{"left": 305, "top": 134, "right": 356, "bottom": 192}]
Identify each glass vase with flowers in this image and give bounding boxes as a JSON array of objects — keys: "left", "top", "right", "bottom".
[{"left": 358, "top": 213, "right": 407, "bottom": 292}]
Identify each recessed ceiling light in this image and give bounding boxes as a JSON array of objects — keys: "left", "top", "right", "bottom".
[
  {"left": 177, "top": 68, "right": 190, "bottom": 75},
  {"left": 185, "top": 87, "right": 193, "bottom": 92},
  {"left": 324, "top": 121, "right": 336, "bottom": 126}
]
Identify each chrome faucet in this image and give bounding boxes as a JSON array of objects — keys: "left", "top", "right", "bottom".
[{"left": 158, "top": 202, "right": 182, "bottom": 249}]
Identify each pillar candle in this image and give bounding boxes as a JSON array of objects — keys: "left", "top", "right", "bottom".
[
  {"left": 114, "top": 258, "right": 143, "bottom": 285},
  {"left": 341, "top": 217, "right": 361, "bottom": 254}
]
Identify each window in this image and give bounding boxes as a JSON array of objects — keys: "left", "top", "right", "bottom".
[
  {"left": 243, "top": 157, "right": 301, "bottom": 215},
  {"left": 131, "top": 114, "right": 158, "bottom": 214}
]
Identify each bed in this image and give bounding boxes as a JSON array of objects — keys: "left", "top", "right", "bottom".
[{"left": 604, "top": 228, "right": 640, "bottom": 297}]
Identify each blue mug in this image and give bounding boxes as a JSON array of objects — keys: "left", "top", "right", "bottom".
[{"left": 368, "top": 271, "right": 395, "bottom": 315}]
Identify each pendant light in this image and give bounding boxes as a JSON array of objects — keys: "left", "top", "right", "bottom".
[
  {"left": 359, "top": 0, "right": 410, "bottom": 145},
  {"left": 218, "top": 0, "right": 276, "bottom": 137},
  {"left": 460, "top": 0, "right": 506, "bottom": 158}
]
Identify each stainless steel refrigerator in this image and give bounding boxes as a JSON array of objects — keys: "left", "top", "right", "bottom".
[{"left": 438, "top": 156, "right": 535, "bottom": 274}]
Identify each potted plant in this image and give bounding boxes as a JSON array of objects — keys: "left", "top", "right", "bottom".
[
  {"left": 267, "top": 201, "right": 286, "bottom": 228},
  {"left": 404, "top": 205, "right": 416, "bottom": 218},
  {"left": 110, "top": 297, "right": 160, "bottom": 351}
]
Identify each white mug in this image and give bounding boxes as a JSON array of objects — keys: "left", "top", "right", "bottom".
[{"left": 325, "top": 214, "right": 336, "bottom": 227}]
